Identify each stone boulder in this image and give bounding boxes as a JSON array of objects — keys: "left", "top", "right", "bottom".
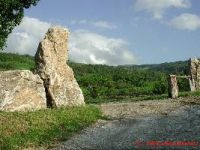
[
  {"left": 0, "top": 70, "right": 46, "bottom": 111},
  {"left": 189, "top": 58, "right": 200, "bottom": 90},
  {"left": 35, "top": 27, "right": 85, "bottom": 107},
  {"left": 168, "top": 75, "right": 178, "bottom": 99}
]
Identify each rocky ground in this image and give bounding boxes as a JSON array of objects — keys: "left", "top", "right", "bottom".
[{"left": 51, "top": 97, "right": 200, "bottom": 150}]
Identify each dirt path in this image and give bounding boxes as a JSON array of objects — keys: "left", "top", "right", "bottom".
[
  {"left": 51, "top": 97, "right": 200, "bottom": 150},
  {"left": 99, "top": 97, "right": 200, "bottom": 119}
]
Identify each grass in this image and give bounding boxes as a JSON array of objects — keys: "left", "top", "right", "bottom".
[
  {"left": 0, "top": 105, "right": 102, "bottom": 150},
  {"left": 179, "top": 90, "right": 200, "bottom": 97},
  {"left": 86, "top": 91, "right": 200, "bottom": 104},
  {"left": 86, "top": 95, "right": 168, "bottom": 104},
  {"left": 0, "top": 52, "right": 35, "bottom": 71}
]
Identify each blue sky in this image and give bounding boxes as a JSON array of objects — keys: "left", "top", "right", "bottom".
[{"left": 5, "top": 0, "right": 200, "bottom": 65}]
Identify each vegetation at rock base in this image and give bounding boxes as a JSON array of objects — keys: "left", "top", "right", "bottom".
[
  {"left": 0, "top": 52, "right": 34, "bottom": 70},
  {"left": 0, "top": 52, "right": 193, "bottom": 103},
  {"left": 0, "top": 105, "right": 102, "bottom": 150},
  {"left": 0, "top": 0, "right": 40, "bottom": 50}
]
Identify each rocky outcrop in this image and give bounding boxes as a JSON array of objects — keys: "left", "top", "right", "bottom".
[
  {"left": 35, "top": 27, "right": 85, "bottom": 107},
  {"left": 189, "top": 58, "right": 200, "bottom": 90},
  {"left": 0, "top": 70, "right": 46, "bottom": 111}
]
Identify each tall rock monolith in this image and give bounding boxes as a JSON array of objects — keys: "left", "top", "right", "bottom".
[
  {"left": 35, "top": 27, "right": 85, "bottom": 107},
  {"left": 189, "top": 58, "right": 200, "bottom": 90}
]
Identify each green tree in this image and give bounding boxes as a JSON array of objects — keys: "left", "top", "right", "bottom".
[{"left": 0, "top": 0, "right": 40, "bottom": 49}]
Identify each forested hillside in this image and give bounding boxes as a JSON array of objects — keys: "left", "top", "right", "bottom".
[
  {"left": 0, "top": 52, "right": 190, "bottom": 103},
  {"left": 121, "top": 60, "right": 189, "bottom": 75}
]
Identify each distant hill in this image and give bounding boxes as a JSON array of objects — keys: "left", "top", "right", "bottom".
[
  {"left": 0, "top": 52, "right": 189, "bottom": 75},
  {"left": 120, "top": 60, "right": 189, "bottom": 75}
]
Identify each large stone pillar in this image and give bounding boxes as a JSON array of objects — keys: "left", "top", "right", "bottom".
[
  {"left": 189, "top": 58, "right": 200, "bottom": 90},
  {"left": 35, "top": 27, "right": 85, "bottom": 108},
  {"left": 168, "top": 75, "right": 178, "bottom": 99}
]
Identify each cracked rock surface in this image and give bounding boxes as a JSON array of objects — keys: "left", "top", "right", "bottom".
[
  {"left": 0, "top": 70, "right": 46, "bottom": 111},
  {"left": 35, "top": 27, "right": 85, "bottom": 107}
]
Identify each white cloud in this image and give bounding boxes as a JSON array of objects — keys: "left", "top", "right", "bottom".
[
  {"left": 170, "top": 13, "right": 200, "bottom": 31},
  {"left": 6, "top": 17, "right": 51, "bottom": 55},
  {"left": 69, "top": 30, "right": 136, "bottom": 65},
  {"left": 91, "top": 21, "right": 118, "bottom": 29},
  {"left": 6, "top": 16, "right": 137, "bottom": 66},
  {"left": 134, "top": 0, "right": 191, "bottom": 19},
  {"left": 71, "top": 20, "right": 118, "bottom": 29}
]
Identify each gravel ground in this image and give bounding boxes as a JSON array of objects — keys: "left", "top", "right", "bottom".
[
  {"left": 51, "top": 101, "right": 200, "bottom": 150},
  {"left": 99, "top": 97, "right": 200, "bottom": 119}
]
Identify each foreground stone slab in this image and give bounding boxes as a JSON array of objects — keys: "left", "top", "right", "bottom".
[
  {"left": 35, "top": 27, "right": 85, "bottom": 107},
  {"left": 0, "top": 70, "right": 46, "bottom": 111}
]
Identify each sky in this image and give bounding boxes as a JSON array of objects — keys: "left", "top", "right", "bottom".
[{"left": 5, "top": 0, "right": 200, "bottom": 65}]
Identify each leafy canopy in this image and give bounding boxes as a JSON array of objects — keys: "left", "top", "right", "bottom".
[{"left": 0, "top": 0, "right": 40, "bottom": 50}]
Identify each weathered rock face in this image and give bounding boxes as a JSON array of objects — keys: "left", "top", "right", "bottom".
[
  {"left": 0, "top": 70, "right": 46, "bottom": 111},
  {"left": 168, "top": 75, "right": 178, "bottom": 99},
  {"left": 189, "top": 58, "right": 200, "bottom": 90},
  {"left": 35, "top": 27, "right": 85, "bottom": 107}
]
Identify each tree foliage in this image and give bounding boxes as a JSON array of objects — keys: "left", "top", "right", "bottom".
[{"left": 0, "top": 0, "right": 40, "bottom": 49}]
